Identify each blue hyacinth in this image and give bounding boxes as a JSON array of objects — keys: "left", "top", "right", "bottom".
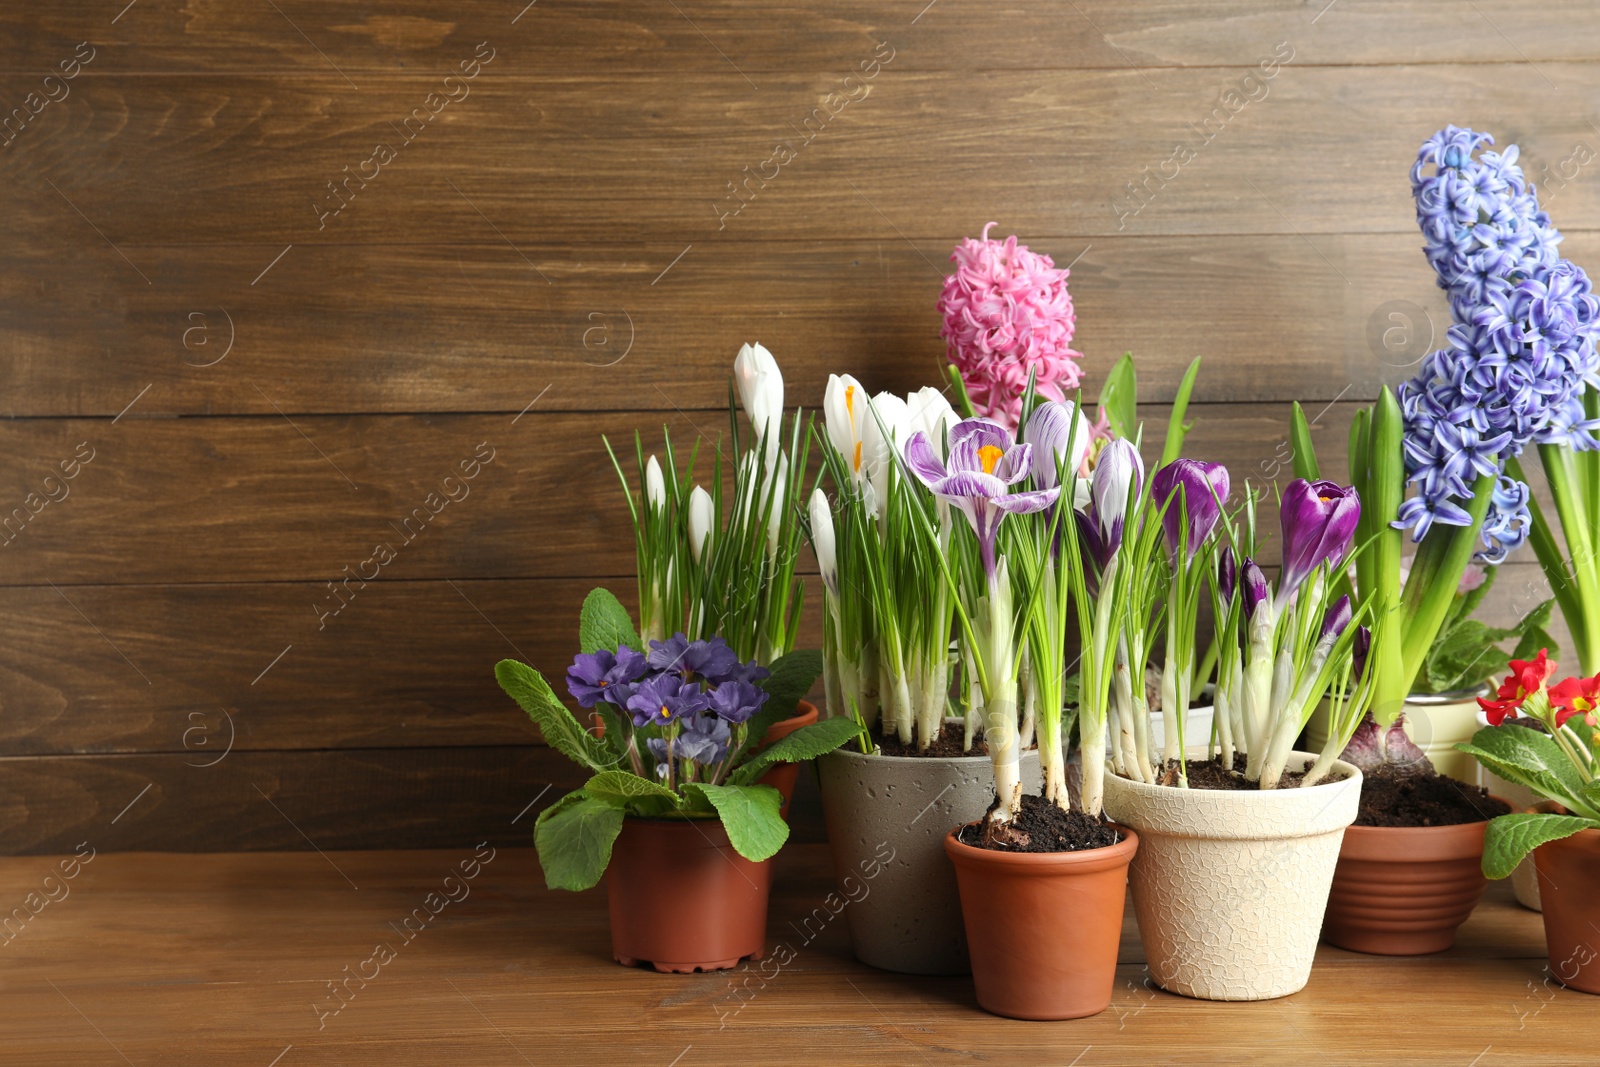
[{"left": 1397, "top": 126, "right": 1600, "bottom": 563}]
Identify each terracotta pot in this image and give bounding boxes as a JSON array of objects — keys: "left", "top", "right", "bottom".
[
  {"left": 944, "top": 826, "right": 1138, "bottom": 1020},
  {"left": 817, "top": 734, "right": 1041, "bottom": 975},
  {"left": 755, "top": 700, "right": 818, "bottom": 819},
  {"left": 1102, "top": 749, "right": 1362, "bottom": 1001},
  {"left": 1535, "top": 824, "right": 1600, "bottom": 994},
  {"left": 1322, "top": 808, "right": 1499, "bottom": 955},
  {"left": 1306, "top": 688, "right": 1486, "bottom": 780},
  {"left": 605, "top": 816, "right": 772, "bottom": 972}
]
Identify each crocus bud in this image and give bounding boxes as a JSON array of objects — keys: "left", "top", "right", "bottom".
[
  {"left": 862, "top": 391, "right": 909, "bottom": 514},
  {"left": 1241, "top": 557, "right": 1271, "bottom": 621},
  {"left": 1151, "top": 459, "right": 1231, "bottom": 557},
  {"left": 1352, "top": 624, "right": 1372, "bottom": 680},
  {"left": 807, "top": 487, "right": 837, "bottom": 594},
  {"left": 1279, "top": 479, "right": 1361, "bottom": 601},
  {"left": 1320, "top": 594, "right": 1353, "bottom": 642},
  {"left": 1022, "top": 399, "right": 1091, "bottom": 491},
  {"left": 1218, "top": 545, "right": 1237, "bottom": 602},
  {"left": 824, "top": 373, "right": 868, "bottom": 481},
  {"left": 644, "top": 455, "right": 666, "bottom": 509},
  {"left": 765, "top": 456, "right": 787, "bottom": 556},
  {"left": 905, "top": 387, "right": 958, "bottom": 456},
  {"left": 734, "top": 343, "right": 784, "bottom": 463},
  {"left": 1090, "top": 439, "right": 1143, "bottom": 557},
  {"left": 687, "top": 486, "right": 713, "bottom": 563}
]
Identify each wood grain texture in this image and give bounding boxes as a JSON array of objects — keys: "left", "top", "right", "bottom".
[
  {"left": 6, "top": 68, "right": 1600, "bottom": 249},
  {"left": 15, "top": 230, "right": 1588, "bottom": 417},
  {"left": 6, "top": 0, "right": 1600, "bottom": 74},
  {"left": 1, "top": 843, "right": 1585, "bottom": 1064}
]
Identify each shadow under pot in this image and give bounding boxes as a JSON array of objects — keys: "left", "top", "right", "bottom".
[
  {"left": 606, "top": 816, "right": 772, "bottom": 973},
  {"left": 1532, "top": 809, "right": 1600, "bottom": 995},
  {"left": 1102, "top": 750, "right": 1363, "bottom": 1001},
  {"left": 816, "top": 735, "right": 1041, "bottom": 975},
  {"left": 1321, "top": 808, "right": 1502, "bottom": 955},
  {"left": 944, "top": 825, "right": 1138, "bottom": 1020}
]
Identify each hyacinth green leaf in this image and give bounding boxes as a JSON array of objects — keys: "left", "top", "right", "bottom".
[
  {"left": 1481, "top": 812, "right": 1598, "bottom": 880},
  {"left": 533, "top": 792, "right": 626, "bottom": 891},
  {"left": 682, "top": 783, "right": 788, "bottom": 862},
  {"left": 579, "top": 587, "right": 643, "bottom": 655}
]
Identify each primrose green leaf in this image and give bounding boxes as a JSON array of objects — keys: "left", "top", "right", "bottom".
[
  {"left": 681, "top": 782, "right": 789, "bottom": 862},
  {"left": 745, "top": 648, "right": 823, "bottom": 747},
  {"left": 495, "top": 659, "right": 614, "bottom": 772},
  {"left": 731, "top": 715, "right": 865, "bottom": 785},
  {"left": 533, "top": 793, "right": 626, "bottom": 891},
  {"left": 579, "top": 587, "right": 644, "bottom": 655},
  {"left": 1481, "top": 811, "right": 1599, "bottom": 880}
]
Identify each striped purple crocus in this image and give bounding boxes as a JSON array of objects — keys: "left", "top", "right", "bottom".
[{"left": 903, "top": 417, "right": 1060, "bottom": 580}]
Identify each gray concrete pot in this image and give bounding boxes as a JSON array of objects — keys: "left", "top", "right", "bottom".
[{"left": 817, "top": 738, "right": 1041, "bottom": 975}]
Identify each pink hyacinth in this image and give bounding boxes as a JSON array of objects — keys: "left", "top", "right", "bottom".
[{"left": 937, "top": 222, "right": 1084, "bottom": 430}]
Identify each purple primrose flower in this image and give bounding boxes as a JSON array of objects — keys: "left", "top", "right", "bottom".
[
  {"left": 706, "top": 679, "right": 769, "bottom": 725},
  {"left": 647, "top": 633, "right": 741, "bottom": 684},
  {"left": 626, "top": 672, "right": 710, "bottom": 728},
  {"left": 565, "top": 645, "right": 649, "bottom": 708}
]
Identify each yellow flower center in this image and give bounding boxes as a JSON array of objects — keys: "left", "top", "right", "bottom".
[
  {"left": 844, "top": 384, "right": 856, "bottom": 419},
  {"left": 978, "top": 444, "right": 1005, "bottom": 474},
  {"left": 853, "top": 440, "right": 862, "bottom": 472},
  {"left": 658, "top": 705, "right": 671, "bottom": 719}
]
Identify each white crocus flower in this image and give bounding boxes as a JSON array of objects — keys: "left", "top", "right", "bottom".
[
  {"left": 644, "top": 455, "right": 666, "bottom": 509},
  {"left": 905, "top": 387, "right": 959, "bottom": 457},
  {"left": 734, "top": 342, "right": 784, "bottom": 466},
  {"left": 862, "top": 391, "right": 909, "bottom": 517},
  {"left": 687, "top": 486, "right": 714, "bottom": 563},
  {"left": 808, "top": 486, "right": 837, "bottom": 595},
  {"left": 824, "top": 373, "right": 869, "bottom": 484}
]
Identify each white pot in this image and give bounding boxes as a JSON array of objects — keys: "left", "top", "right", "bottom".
[
  {"left": 1102, "top": 750, "right": 1362, "bottom": 1001},
  {"left": 1305, "top": 688, "right": 1486, "bottom": 780},
  {"left": 1471, "top": 710, "right": 1542, "bottom": 911}
]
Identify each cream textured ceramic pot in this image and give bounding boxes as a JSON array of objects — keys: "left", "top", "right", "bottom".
[
  {"left": 818, "top": 735, "right": 1040, "bottom": 975},
  {"left": 1305, "top": 689, "right": 1485, "bottom": 780},
  {"left": 1102, "top": 750, "right": 1362, "bottom": 1001}
]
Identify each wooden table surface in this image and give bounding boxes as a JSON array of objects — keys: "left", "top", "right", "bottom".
[{"left": 4, "top": 842, "right": 1587, "bottom": 1066}]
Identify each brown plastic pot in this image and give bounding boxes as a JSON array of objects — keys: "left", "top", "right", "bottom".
[
  {"left": 606, "top": 816, "right": 772, "bottom": 972},
  {"left": 1534, "top": 823, "right": 1600, "bottom": 993},
  {"left": 755, "top": 700, "right": 818, "bottom": 819},
  {"left": 1321, "top": 807, "right": 1501, "bottom": 955},
  {"left": 943, "top": 825, "right": 1138, "bottom": 1020}
]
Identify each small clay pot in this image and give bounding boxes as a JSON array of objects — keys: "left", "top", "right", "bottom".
[
  {"left": 1534, "top": 823, "right": 1600, "bottom": 994},
  {"left": 1322, "top": 808, "right": 1500, "bottom": 955},
  {"left": 943, "top": 826, "right": 1138, "bottom": 1020},
  {"left": 755, "top": 700, "right": 818, "bottom": 819},
  {"left": 606, "top": 816, "right": 772, "bottom": 972}
]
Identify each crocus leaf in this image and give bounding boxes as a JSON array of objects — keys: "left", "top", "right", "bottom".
[
  {"left": 681, "top": 783, "right": 788, "bottom": 862},
  {"left": 495, "top": 659, "right": 613, "bottom": 772},
  {"left": 583, "top": 770, "right": 679, "bottom": 807},
  {"left": 579, "top": 587, "right": 643, "bottom": 656},
  {"left": 1457, "top": 724, "right": 1594, "bottom": 815},
  {"left": 1481, "top": 812, "right": 1599, "bottom": 880},
  {"left": 1097, "top": 352, "right": 1138, "bottom": 440},
  {"left": 744, "top": 648, "right": 823, "bottom": 747},
  {"left": 1159, "top": 356, "right": 1202, "bottom": 466},
  {"left": 731, "top": 715, "right": 865, "bottom": 785},
  {"left": 533, "top": 792, "right": 626, "bottom": 891},
  {"left": 1289, "top": 401, "right": 1321, "bottom": 481}
]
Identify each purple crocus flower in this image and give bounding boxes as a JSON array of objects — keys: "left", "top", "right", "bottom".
[
  {"left": 565, "top": 645, "right": 649, "bottom": 708},
  {"left": 1241, "top": 557, "right": 1271, "bottom": 621},
  {"left": 903, "top": 418, "right": 1060, "bottom": 579},
  {"left": 1218, "top": 545, "right": 1238, "bottom": 602},
  {"left": 1022, "top": 400, "right": 1091, "bottom": 491},
  {"left": 1352, "top": 624, "right": 1373, "bottom": 680},
  {"left": 1151, "top": 460, "right": 1231, "bottom": 557},
  {"left": 1278, "top": 479, "right": 1361, "bottom": 602},
  {"left": 647, "top": 633, "right": 741, "bottom": 683},
  {"left": 1075, "top": 438, "right": 1143, "bottom": 575},
  {"left": 706, "top": 679, "right": 769, "bottom": 725},
  {"left": 625, "top": 672, "right": 710, "bottom": 728},
  {"left": 1320, "top": 594, "right": 1353, "bottom": 642}
]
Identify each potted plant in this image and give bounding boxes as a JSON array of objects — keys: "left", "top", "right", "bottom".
[
  {"left": 806, "top": 224, "right": 1083, "bottom": 976},
  {"left": 608, "top": 342, "right": 820, "bottom": 807},
  {"left": 496, "top": 587, "right": 860, "bottom": 972},
  {"left": 899, "top": 399, "right": 1138, "bottom": 1020},
  {"left": 1101, "top": 471, "right": 1371, "bottom": 1000},
  {"left": 1294, "top": 126, "right": 1598, "bottom": 954},
  {"left": 1460, "top": 651, "right": 1600, "bottom": 994}
]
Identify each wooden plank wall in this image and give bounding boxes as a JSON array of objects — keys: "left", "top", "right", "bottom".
[{"left": 0, "top": 1, "right": 1592, "bottom": 852}]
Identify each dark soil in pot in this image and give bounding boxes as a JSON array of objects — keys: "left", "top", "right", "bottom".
[
  {"left": 1353, "top": 764, "right": 1510, "bottom": 826},
  {"left": 955, "top": 794, "right": 1119, "bottom": 852},
  {"left": 1157, "top": 752, "right": 1334, "bottom": 790},
  {"left": 872, "top": 719, "right": 988, "bottom": 758}
]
